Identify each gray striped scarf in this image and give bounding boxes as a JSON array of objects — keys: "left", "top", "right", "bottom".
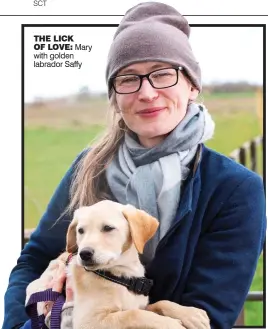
[{"left": 106, "top": 103, "right": 215, "bottom": 264}]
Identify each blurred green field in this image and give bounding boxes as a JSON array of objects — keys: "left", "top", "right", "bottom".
[{"left": 24, "top": 91, "right": 264, "bottom": 326}]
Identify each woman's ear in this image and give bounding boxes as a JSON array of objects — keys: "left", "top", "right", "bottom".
[{"left": 189, "top": 86, "right": 199, "bottom": 101}]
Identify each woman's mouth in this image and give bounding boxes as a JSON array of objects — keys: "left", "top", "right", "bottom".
[{"left": 137, "top": 107, "right": 166, "bottom": 117}]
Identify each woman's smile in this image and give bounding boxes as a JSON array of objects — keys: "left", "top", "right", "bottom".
[{"left": 136, "top": 107, "right": 167, "bottom": 118}]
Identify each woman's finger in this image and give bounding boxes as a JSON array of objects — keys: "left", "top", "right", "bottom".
[
  {"left": 52, "top": 266, "right": 66, "bottom": 293},
  {"left": 43, "top": 263, "right": 67, "bottom": 316},
  {"left": 43, "top": 301, "right": 54, "bottom": 317},
  {"left": 45, "top": 261, "right": 63, "bottom": 289},
  {"left": 65, "top": 275, "right": 74, "bottom": 302}
]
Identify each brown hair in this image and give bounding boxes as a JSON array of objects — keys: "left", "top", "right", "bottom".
[{"left": 66, "top": 93, "right": 127, "bottom": 214}]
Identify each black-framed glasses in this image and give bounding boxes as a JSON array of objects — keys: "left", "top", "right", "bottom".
[{"left": 111, "top": 66, "right": 183, "bottom": 94}]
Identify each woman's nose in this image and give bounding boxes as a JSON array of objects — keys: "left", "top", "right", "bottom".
[{"left": 137, "top": 78, "right": 158, "bottom": 102}]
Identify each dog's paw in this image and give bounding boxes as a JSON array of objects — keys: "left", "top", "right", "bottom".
[
  {"left": 163, "top": 316, "right": 186, "bottom": 329},
  {"left": 146, "top": 301, "right": 210, "bottom": 329}
]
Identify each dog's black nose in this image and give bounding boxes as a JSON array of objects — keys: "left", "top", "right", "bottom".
[{"left": 79, "top": 248, "right": 94, "bottom": 261}]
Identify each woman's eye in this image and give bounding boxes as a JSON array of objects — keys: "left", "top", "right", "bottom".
[
  {"left": 153, "top": 72, "right": 171, "bottom": 78},
  {"left": 121, "top": 77, "right": 138, "bottom": 84},
  {"left": 78, "top": 228, "right": 84, "bottom": 234},
  {"left": 102, "top": 225, "right": 115, "bottom": 232}
]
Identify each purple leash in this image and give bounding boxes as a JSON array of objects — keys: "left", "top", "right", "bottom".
[
  {"left": 50, "top": 294, "right": 65, "bottom": 329},
  {"left": 25, "top": 288, "right": 65, "bottom": 329}
]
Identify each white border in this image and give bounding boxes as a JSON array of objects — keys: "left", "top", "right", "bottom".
[{"left": 0, "top": 13, "right": 266, "bottom": 327}]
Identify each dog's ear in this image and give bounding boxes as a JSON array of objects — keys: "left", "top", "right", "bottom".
[
  {"left": 66, "top": 214, "right": 78, "bottom": 253},
  {"left": 122, "top": 205, "right": 159, "bottom": 254}
]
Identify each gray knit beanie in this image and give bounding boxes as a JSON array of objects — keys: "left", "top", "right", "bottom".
[{"left": 106, "top": 1, "right": 201, "bottom": 98}]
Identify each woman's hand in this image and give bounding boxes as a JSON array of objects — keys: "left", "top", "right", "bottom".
[
  {"left": 43, "top": 261, "right": 73, "bottom": 316},
  {"left": 146, "top": 300, "right": 210, "bottom": 329}
]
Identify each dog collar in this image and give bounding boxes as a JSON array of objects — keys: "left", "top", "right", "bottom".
[
  {"left": 86, "top": 268, "right": 153, "bottom": 296},
  {"left": 67, "top": 253, "right": 153, "bottom": 296}
]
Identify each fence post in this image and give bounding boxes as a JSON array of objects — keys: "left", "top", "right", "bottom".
[
  {"left": 250, "top": 140, "right": 257, "bottom": 172},
  {"left": 239, "top": 146, "right": 246, "bottom": 166},
  {"left": 230, "top": 135, "right": 263, "bottom": 175}
]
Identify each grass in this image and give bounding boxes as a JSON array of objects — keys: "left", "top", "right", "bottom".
[
  {"left": 24, "top": 125, "right": 104, "bottom": 228},
  {"left": 24, "top": 91, "right": 264, "bottom": 326},
  {"left": 205, "top": 111, "right": 261, "bottom": 154},
  {"left": 199, "top": 91, "right": 256, "bottom": 99},
  {"left": 244, "top": 253, "right": 264, "bottom": 326}
]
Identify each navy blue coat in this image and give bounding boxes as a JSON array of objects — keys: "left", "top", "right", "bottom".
[{"left": 3, "top": 145, "right": 266, "bottom": 329}]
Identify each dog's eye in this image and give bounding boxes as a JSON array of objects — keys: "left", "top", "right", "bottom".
[
  {"left": 78, "top": 227, "right": 84, "bottom": 234},
  {"left": 102, "top": 225, "right": 115, "bottom": 232}
]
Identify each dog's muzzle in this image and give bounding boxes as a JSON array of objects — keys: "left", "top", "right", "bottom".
[{"left": 79, "top": 247, "right": 96, "bottom": 266}]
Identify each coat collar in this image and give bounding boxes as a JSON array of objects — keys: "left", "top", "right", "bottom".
[
  {"left": 179, "top": 143, "right": 203, "bottom": 213},
  {"left": 192, "top": 144, "right": 203, "bottom": 175}
]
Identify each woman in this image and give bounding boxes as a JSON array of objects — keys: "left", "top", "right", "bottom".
[{"left": 3, "top": 2, "right": 265, "bottom": 329}]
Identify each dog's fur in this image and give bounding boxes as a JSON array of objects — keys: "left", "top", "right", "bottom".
[
  {"left": 67, "top": 200, "right": 189, "bottom": 329},
  {"left": 26, "top": 200, "right": 210, "bottom": 329}
]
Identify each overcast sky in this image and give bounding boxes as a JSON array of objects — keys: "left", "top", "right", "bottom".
[{"left": 24, "top": 25, "right": 263, "bottom": 102}]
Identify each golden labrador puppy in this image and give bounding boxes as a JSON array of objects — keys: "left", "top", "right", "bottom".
[{"left": 66, "top": 200, "right": 210, "bottom": 329}]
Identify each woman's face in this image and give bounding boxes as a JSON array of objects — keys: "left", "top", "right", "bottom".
[{"left": 114, "top": 61, "right": 198, "bottom": 147}]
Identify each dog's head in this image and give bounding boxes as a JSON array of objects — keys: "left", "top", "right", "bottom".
[{"left": 66, "top": 200, "right": 159, "bottom": 270}]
